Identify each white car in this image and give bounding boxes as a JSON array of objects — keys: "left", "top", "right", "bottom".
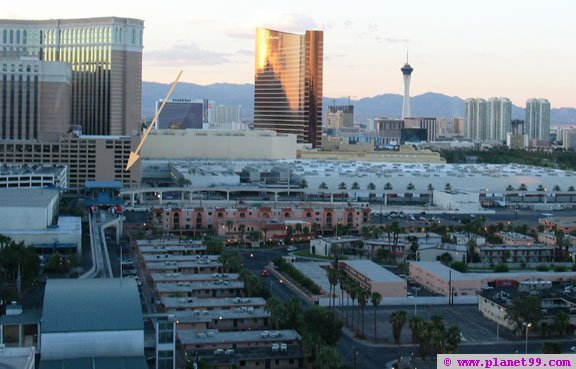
[{"left": 287, "top": 246, "right": 298, "bottom": 252}]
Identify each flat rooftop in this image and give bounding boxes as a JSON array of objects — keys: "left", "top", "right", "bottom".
[
  {"left": 497, "top": 232, "right": 535, "bottom": 239},
  {"left": 142, "top": 254, "right": 218, "bottom": 263},
  {"left": 411, "top": 261, "right": 576, "bottom": 282},
  {"left": 0, "top": 163, "right": 66, "bottom": 176},
  {"left": 161, "top": 296, "right": 266, "bottom": 310},
  {"left": 151, "top": 272, "right": 239, "bottom": 284},
  {"left": 178, "top": 329, "right": 300, "bottom": 345},
  {"left": 175, "top": 307, "right": 270, "bottom": 323},
  {"left": 341, "top": 260, "right": 405, "bottom": 282},
  {"left": 156, "top": 280, "right": 244, "bottom": 292},
  {"left": 1, "top": 216, "right": 81, "bottom": 235},
  {"left": 136, "top": 239, "right": 205, "bottom": 248},
  {"left": 145, "top": 260, "right": 222, "bottom": 270},
  {"left": 138, "top": 245, "right": 207, "bottom": 254},
  {"left": 0, "top": 188, "right": 58, "bottom": 208}
]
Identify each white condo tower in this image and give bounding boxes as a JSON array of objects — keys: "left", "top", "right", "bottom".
[{"left": 401, "top": 54, "right": 414, "bottom": 119}]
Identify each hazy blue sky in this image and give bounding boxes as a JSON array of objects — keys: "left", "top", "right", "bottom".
[{"left": 2, "top": 0, "right": 575, "bottom": 107}]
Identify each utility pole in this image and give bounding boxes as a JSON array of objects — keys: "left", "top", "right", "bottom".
[{"left": 448, "top": 269, "right": 452, "bottom": 307}]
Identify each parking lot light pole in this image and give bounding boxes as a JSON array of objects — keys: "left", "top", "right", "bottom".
[
  {"left": 523, "top": 322, "right": 532, "bottom": 354},
  {"left": 414, "top": 287, "right": 421, "bottom": 316}
]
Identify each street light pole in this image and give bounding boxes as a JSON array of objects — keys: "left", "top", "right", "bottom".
[
  {"left": 523, "top": 322, "right": 532, "bottom": 354},
  {"left": 414, "top": 287, "right": 420, "bottom": 316}
]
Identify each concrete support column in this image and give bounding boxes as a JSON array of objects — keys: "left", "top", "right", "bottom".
[{"left": 18, "top": 324, "right": 22, "bottom": 347}]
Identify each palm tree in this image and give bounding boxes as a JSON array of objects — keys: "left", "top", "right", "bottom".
[
  {"left": 301, "top": 179, "right": 308, "bottom": 188},
  {"left": 319, "top": 182, "right": 328, "bottom": 190},
  {"left": 384, "top": 182, "right": 393, "bottom": 191},
  {"left": 357, "top": 289, "right": 368, "bottom": 338},
  {"left": 569, "top": 185, "right": 576, "bottom": 192},
  {"left": 537, "top": 184, "right": 545, "bottom": 192},
  {"left": 444, "top": 183, "right": 452, "bottom": 191},
  {"left": 371, "top": 292, "right": 382, "bottom": 340},
  {"left": 225, "top": 220, "right": 233, "bottom": 238},
  {"left": 427, "top": 183, "right": 434, "bottom": 191},
  {"left": 519, "top": 183, "right": 528, "bottom": 191},
  {"left": 409, "top": 315, "right": 424, "bottom": 344},
  {"left": 445, "top": 326, "right": 461, "bottom": 353},
  {"left": 553, "top": 311, "right": 570, "bottom": 336},
  {"left": 506, "top": 184, "right": 514, "bottom": 192},
  {"left": 553, "top": 185, "right": 561, "bottom": 192},
  {"left": 327, "top": 268, "right": 339, "bottom": 309},
  {"left": 295, "top": 223, "right": 303, "bottom": 235},
  {"left": 349, "top": 285, "right": 357, "bottom": 332},
  {"left": 238, "top": 224, "right": 246, "bottom": 245},
  {"left": 249, "top": 230, "right": 262, "bottom": 245},
  {"left": 367, "top": 182, "right": 376, "bottom": 190},
  {"left": 338, "top": 182, "right": 347, "bottom": 190},
  {"left": 407, "top": 182, "right": 415, "bottom": 190},
  {"left": 351, "top": 182, "right": 360, "bottom": 190},
  {"left": 389, "top": 310, "right": 408, "bottom": 344}
]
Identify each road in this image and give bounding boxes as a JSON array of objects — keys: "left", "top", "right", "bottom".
[{"left": 240, "top": 248, "right": 576, "bottom": 369}]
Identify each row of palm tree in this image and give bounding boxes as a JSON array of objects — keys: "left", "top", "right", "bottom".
[
  {"left": 505, "top": 184, "right": 576, "bottom": 192},
  {"left": 404, "top": 314, "right": 461, "bottom": 358},
  {"left": 329, "top": 266, "right": 382, "bottom": 339},
  {"left": 318, "top": 181, "right": 452, "bottom": 191}
]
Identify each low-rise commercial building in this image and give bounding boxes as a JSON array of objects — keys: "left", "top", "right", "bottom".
[
  {"left": 410, "top": 261, "right": 576, "bottom": 296},
  {"left": 175, "top": 308, "right": 270, "bottom": 331},
  {"left": 479, "top": 244, "right": 554, "bottom": 265},
  {"left": 361, "top": 238, "right": 410, "bottom": 262},
  {"left": 538, "top": 231, "right": 576, "bottom": 247},
  {"left": 449, "top": 232, "right": 486, "bottom": 247},
  {"left": 143, "top": 260, "right": 222, "bottom": 277},
  {"left": 135, "top": 239, "right": 207, "bottom": 255},
  {"left": 150, "top": 272, "right": 239, "bottom": 285},
  {"left": 496, "top": 232, "right": 536, "bottom": 246},
  {"left": 309, "top": 237, "right": 362, "bottom": 257},
  {"left": 416, "top": 243, "right": 467, "bottom": 263},
  {"left": 160, "top": 297, "right": 266, "bottom": 313},
  {"left": 0, "top": 303, "right": 41, "bottom": 350},
  {"left": 154, "top": 281, "right": 245, "bottom": 299},
  {"left": 0, "top": 347, "right": 35, "bottom": 369},
  {"left": 339, "top": 260, "right": 406, "bottom": 297},
  {"left": 181, "top": 329, "right": 304, "bottom": 369},
  {"left": 539, "top": 217, "right": 576, "bottom": 234}
]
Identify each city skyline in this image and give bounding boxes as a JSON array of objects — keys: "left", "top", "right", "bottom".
[{"left": 0, "top": 0, "right": 575, "bottom": 109}]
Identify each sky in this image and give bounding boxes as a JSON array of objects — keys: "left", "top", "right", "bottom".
[{"left": 2, "top": 0, "right": 575, "bottom": 108}]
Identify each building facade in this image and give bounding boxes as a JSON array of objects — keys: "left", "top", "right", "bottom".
[
  {"left": 156, "top": 99, "right": 203, "bottom": 130},
  {"left": 486, "top": 97, "right": 511, "bottom": 141},
  {"left": 0, "top": 133, "right": 141, "bottom": 188},
  {"left": 254, "top": 28, "right": 323, "bottom": 148},
  {"left": 0, "top": 163, "right": 67, "bottom": 188},
  {"left": 0, "top": 17, "right": 143, "bottom": 136},
  {"left": 209, "top": 104, "right": 241, "bottom": 125},
  {"left": 1, "top": 60, "right": 71, "bottom": 141},
  {"left": 464, "top": 98, "right": 487, "bottom": 140},
  {"left": 325, "top": 104, "right": 353, "bottom": 130},
  {"left": 525, "top": 98, "right": 550, "bottom": 141}
]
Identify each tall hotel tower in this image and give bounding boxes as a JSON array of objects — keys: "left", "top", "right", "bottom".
[
  {"left": 401, "top": 56, "right": 413, "bottom": 119},
  {"left": 525, "top": 98, "right": 551, "bottom": 140},
  {"left": 0, "top": 17, "right": 144, "bottom": 136},
  {"left": 254, "top": 28, "right": 323, "bottom": 148}
]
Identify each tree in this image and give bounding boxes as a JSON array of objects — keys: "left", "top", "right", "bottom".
[
  {"left": 445, "top": 326, "right": 461, "bottom": 354},
  {"left": 225, "top": 220, "right": 233, "bottom": 235},
  {"left": 219, "top": 250, "right": 242, "bottom": 273},
  {"left": 569, "top": 185, "right": 576, "bottom": 192},
  {"left": 384, "top": 182, "right": 393, "bottom": 191},
  {"left": 553, "top": 185, "right": 561, "bottom": 192},
  {"left": 537, "top": 184, "right": 545, "bottom": 192},
  {"left": 351, "top": 182, "right": 360, "bottom": 190},
  {"left": 506, "top": 295, "right": 542, "bottom": 335},
  {"left": 409, "top": 316, "right": 424, "bottom": 344},
  {"left": 519, "top": 183, "right": 528, "bottom": 191},
  {"left": 384, "top": 221, "right": 402, "bottom": 263},
  {"left": 407, "top": 182, "right": 415, "bottom": 190},
  {"left": 205, "top": 237, "right": 224, "bottom": 254},
  {"left": 327, "top": 267, "right": 339, "bottom": 309},
  {"left": 506, "top": 184, "right": 514, "bottom": 191},
  {"left": 371, "top": 292, "right": 382, "bottom": 340},
  {"left": 553, "top": 311, "right": 570, "bottom": 336},
  {"left": 357, "top": 289, "right": 368, "bottom": 338},
  {"left": 367, "top": 182, "right": 376, "bottom": 190},
  {"left": 319, "top": 182, "right": 328, "bottom": 190},
  {"left": 238, "top": 224, "right": 246, "bottom": 245},
  {"left": 444, "top": 183, "right": 452, "bottom": 191},
  {"left": 338, "top": 182, "right": 347, "bottom": 190},
  {"left": 493, "top": 263, "right": 509, "bottom": 272},
  {"left": 266, "top": 297, "right": 289, "bottom": 329},
  {"left": 438, "top": 252, "right": 454, "bottom": 265},
  {"left": 427, "top": 183, "right": 434, "bottom": 191},
  {"left": 349, "top": 285, "right": 357, "bottom": 331},
  {"left": 301, "top": 179, "right": 308, "bottom": 188},
  {"left": 389, "top": 310, "right": 408, "bottom": 344},
  {"left": 302, "top": 306, "right": 343, "bottom": 346},
  {"left": 316, "top": 345, "right": 346, "bottom": 369},
  {"left": 450, "top": 261, "right": 467, "bottom": 273}
]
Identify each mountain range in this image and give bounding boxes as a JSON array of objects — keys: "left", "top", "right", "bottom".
[{"left": 142, "top": 81, "right": 576, "bottom": 124}]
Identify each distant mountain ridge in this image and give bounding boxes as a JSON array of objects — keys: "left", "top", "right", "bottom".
[{"left": 142, "top": 82, "right": 576, "bottom": 124}]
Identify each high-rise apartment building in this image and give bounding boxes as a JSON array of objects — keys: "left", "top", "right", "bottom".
[
  {"left": 254, "top": 28, "right": 323, "bottom": 148},
  {"left": 464, "top": 98, "right": 487, "bottom": 140},
  {"left": 465, "top": 97, "right": 510, "bottom": 142},
  {"left": 1, "top": 59, "right": 71, "bottom": 141},
  {"left": 0, "top": 17, "right": 143, "bottom": 136},
  {"left": 209, "top": 104, "right": 241, "bottom": 125},
  {"left": 525, "top": 98, "right": 551, "bottom": 141},
  {"left": 486, "top": 97, "right": 511, "bottom": 141},
  {"left": 155, "top": 99, "right": 204, "bottom": 129}
]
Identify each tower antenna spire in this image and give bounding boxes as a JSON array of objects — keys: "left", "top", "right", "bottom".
[{"left": 406, "top": 48, "right": 409, "bottom": 63}]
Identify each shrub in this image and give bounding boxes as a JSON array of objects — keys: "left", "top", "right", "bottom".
[{"left": 273, "top": 257, "right": 322, "bottom": 295}]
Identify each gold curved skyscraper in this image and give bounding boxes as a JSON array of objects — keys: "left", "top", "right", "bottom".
[{"left": 254, "top": 28, "right": 323, "bottom": 148}]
